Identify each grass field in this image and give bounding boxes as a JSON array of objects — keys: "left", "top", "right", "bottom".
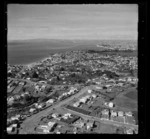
[
  {"left": 114, "top": 95, "right": 137, "bottom": 110},
  {"left": 97, "top": 122, "right": 118, "bottom": 133},
  {"left": 124, "top": 90, "right": 137, "bottom": 101}
]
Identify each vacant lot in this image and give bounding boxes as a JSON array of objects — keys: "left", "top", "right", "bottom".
[
  {"left": 97, "top": 123, "right": 118, "bottom": 134},
  {"left": 114, "top": 95, "right": 137, "bottom": 110},
  {"left": 124, "top": 90, "right": 137, "bottom": 101}
]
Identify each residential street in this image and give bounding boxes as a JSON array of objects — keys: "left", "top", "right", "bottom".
[
  {"left": 19, "top": 86, "right": 90, "bottom": 133},
  {"left": 63, "top": 107, "right": 138, "bottom": 130}
]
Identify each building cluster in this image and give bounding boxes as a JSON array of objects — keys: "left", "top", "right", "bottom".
[
  {"left": 100, "top": 109, "right": 136, "bottom": 125},
  {"left": 8, "top": 50, "right": 137, "bottom": 86},
  {"left": 65, "top": 89, "right": 137, "bottom": 126},
  {"left": 7, "top": 49, "right": 137, "bottom": 134},
  {"left": 34, "top": 110, "right": 137, "bottom": 134},
  {"left": 35, "top": 112, "right": 95, "bottom": 134},
  {"left": 7, "top": 82, "right": 80, "bottom": 134}
]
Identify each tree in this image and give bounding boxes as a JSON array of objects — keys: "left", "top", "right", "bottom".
[
  {"left": 45, "top": 86, "right": 53, "bottom": 94},
  {"left": 56, "top": 76, "right": 60, "bottom": 81},
  {"left": 116, "top": 128, "right": 124, "bottom": 134},
  {"left": 32, "top": 71, "right": 39, "bottom": 78},
  {"left": 60, "top": 67, "right": 65, "bottom": 71}
]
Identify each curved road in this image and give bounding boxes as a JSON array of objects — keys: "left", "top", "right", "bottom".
[
  {"left": 19, "top": 86, "right": 90, "bottom": 133},
  {"left": 19, "top": 85, "right": 138, "bottom": 134}
]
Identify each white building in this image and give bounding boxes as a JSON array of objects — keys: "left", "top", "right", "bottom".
[
  {"left": 88, "top": 89, "right": 92, "bottom": 93},
  {"left": 96, "top": 86, "right": 102, "bottom": 89},
  {"left": 105, "top": 84, "right": 112, "bottom": 88},
  {"left": 102, "top": 109, "right": 109, "bottom": 115},
  {"left": 104, "top": 102, "right": 114, "bottom": 108},
  {"left": 73, "top": 102, "right": 80, "bottom": 107},
  {"left": 64, "top": 113, "right": 72, "bottom": 118},
  {"left": 11, "top": 115, "right": 19, "bottom": 121},
  {"left": 48, "top": 121, "right": 56, "bottom": 127},
  {"left": 11, "top": 124, "right": 17, "bottom": 128},
  {"left": 7, "top": 126, "right": 13, "bottom": 132},
  {"left": 111, "top": 110, "right": 117, "bottom": 117},
  {"left": 118, "top": 111, "right": 124, "bottom": 117},
  {"left": 80, "top": 98, "right": 86, "bottom": 103},
  {"left": 126, "top": 128, "right": 134, "bottom": 134},
  {"left": 108, "top": 102, "right": 114, "bottom": 108},
  {"left": 7, "top": 97, "right": 14, "bottom": 103},
  {"left": 125, "top": 112, "right": 133, "bottom": 117},
  {"left": 92, "top": 94, "right": 97, "bottom": 98},
  {"left": 46, "top": 99, "right": 54, "bottom": 104},
  {"left": 29, "top": 108, "right": 36, "bottom": 113},
  {"left": 52, "top": 113, "right": 59, "bottom": 118}
]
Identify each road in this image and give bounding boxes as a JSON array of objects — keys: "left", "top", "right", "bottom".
[
  {"left": 19, "top": 86, "right": 90, "bottom": 133},
  {"left": 18, "top": 84, "right": 138, "bottom": 133},
  {"left": 62, "top": 107, "right": 138, "bottom": 130}
]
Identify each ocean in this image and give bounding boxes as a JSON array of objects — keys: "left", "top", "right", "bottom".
[
  {"left": 7, "top": 39, "right": 78, "bottom": 65},
  {"left": 7, "top": 39, "right": 137, "bottom": 65}
]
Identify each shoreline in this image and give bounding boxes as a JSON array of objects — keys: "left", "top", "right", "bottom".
[
  {"left": 8, "top": 49, "right": 137, "bottom": 68},
  {"left": 24, "top": 56, "right": 53, "bottom": 68},
  {"left": 8, "top": 55, "right": 52, "bottom": 68}
]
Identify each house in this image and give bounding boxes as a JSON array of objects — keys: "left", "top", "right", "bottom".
[
  {"left": 19, "top": 82, "right": 25, "bottom": 85},
  {"left": 64, "top": 113, "right": 72, "bottom": 117},
  {"left": 39, "top": 81, "right": 47, "bottom": 84},
  {"left": 101, "top": 109, "right": 109, "bottom": 115},
  {"left": 79, "top": 98, "right": 87, "bottom": 103},
  {"left": 125, "top": 112, "right": 133, "bottom": 117},
  {"left": 37, "top": 103, "right": 46, "bottom": 109},
  {"left": 24, "top": 92, "right": 29, "bottom": 95},
  {"left": 73, "top": 102, "right": 80, "bottom": 107},
  {"left": 51, "top": 113, "right": 61, "bottom": 120},
  {"left": 126, "top": 128, "right": 134, "bottom": 134},
  {"left": 105, "top": 84, "right": 112, "bottom": 88},
  {"left": 73, "top": 121, "right": 84, "bottom": 128},
  {"left": 14, "top": 95, "right": 20, "bottom": 99},
  {"left": 7, "top": 96, "right": 14, "bottom": 103},
  {"left": 35, "top": 85, "right": 39, "bottom": 90},
  {"left": 41, "top": 85, "right": 46, "bottom": 89},
  {"left": 111, "top": 110, "right": 117, "bottom": 117},
  {"left": 29, "top": 108, "right": 36, "bottom": 113},
  {"left": 62, "top": 113, "right": 72, "bottom": 119},
  {"left": 92, "top": 94, "right": 97, "bottom": 98},
  {"left": 11, "top": 116, "right": 19, "bottom": 121},
  {"left": 88, "top": 90, "right": 92, "bottom": 93},
  {"left": 7, "top": 126, "right": 13, "bottom": 133},
  {"left": 96, "top": 86, "right": 102, "bottom": 90},
  {"left": 11, "top": 124, "right": 17, "bottom": 128},
  {"left": 39, "top": 122, "right": 56, "bottom": 133},
  {"left": 117, "top": 83, "right": 123, "bottom": 86},
  {"left": 34, "top": 103, "right": 38, "bottom": 107},
  {"left": 104, "top": 102, "right": 114, "bottom": 108},
  {"left": 48, "top": 121, "right": 56, "bottom": 127},
  {"left": 86, "top": 121, "right": 94, "bottom": 130},
  {"left": 118, "top": 111, "right": 124, "bottom": 117},
  {"left": 46, "top": 99, "right": 54, "bottom": 104}
]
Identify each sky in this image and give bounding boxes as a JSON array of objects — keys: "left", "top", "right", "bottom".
[{"left": 8, "top": 4, "right": 138, "bottom": 41}]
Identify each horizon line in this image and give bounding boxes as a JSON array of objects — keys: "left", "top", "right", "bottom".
[{"left": 8, "top": 38, "right": 137, "bottom": 42}]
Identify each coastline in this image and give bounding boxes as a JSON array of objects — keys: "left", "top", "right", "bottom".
[
  {"left": 23, "top": 55, "right": 52, "bottom": 68},
  {"left": 8, "top": 55, "right": 52, "bottom": 68}
]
